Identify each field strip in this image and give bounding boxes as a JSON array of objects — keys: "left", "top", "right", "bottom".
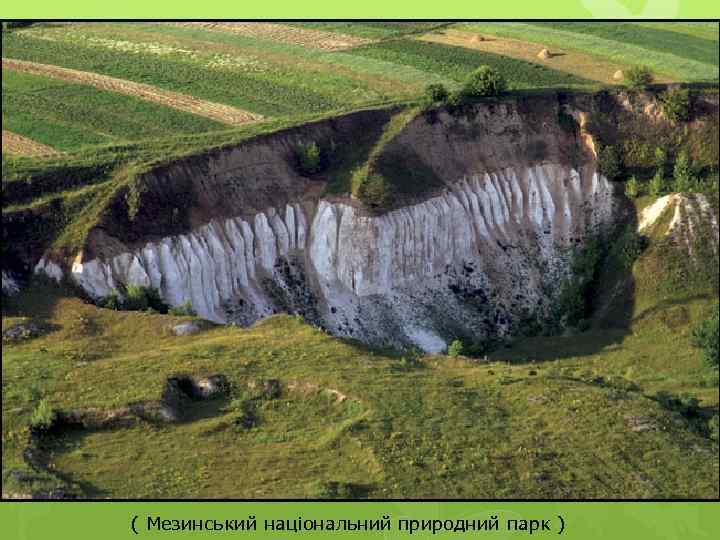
[
  {"left": 2, "top": 58, "right": 263, "bottom": 126},
  {"left": 169, "top": 22, "right": 375, "bottom": 51},
  {"left": 2, "top": 130, "right": 64, "bottom": 157},
  {"left": 417, "top": 29, "right": 669, "bottom": 85}
]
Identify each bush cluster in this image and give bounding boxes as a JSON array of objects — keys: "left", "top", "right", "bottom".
[
  {"left": 100, "top": 285, "right": 169, "bottom": 313},
  {"left": 423, "top": 65, "right": 507, "bottom": 111},
  {"left": 597, "top": 144, "right": 623, "bottom": 180},
  {"left": 169, "top": 300, "right": 196, "bottom": 317},
  {"left": 659, "top": 88, "right": 690, "bottom": 124},
  {"left": 295, "top": 142, "right": 324, "bottom": 176},
  {"left": 357, "top": 175, "right": 394, "bottom": 209},
  {"left": 692, "top": 304, "right": 719, "bottom": 368},
  {"left": 30, "top": 399, "right": 55, "bottom": 432},
  {"left": 625, "top": 65, "right": 653, "bottom": 90}
]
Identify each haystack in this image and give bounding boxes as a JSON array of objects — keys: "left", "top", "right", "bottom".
[
  {"left": 537, "top": 48, "right": 551, "bottom": 60},
  {"left": 613, "top": 70, "right": 624, "bottom": 81}
]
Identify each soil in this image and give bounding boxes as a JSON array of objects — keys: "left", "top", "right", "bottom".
[{"left": 2, "top": 130, "right": 63, "bottom": 157}]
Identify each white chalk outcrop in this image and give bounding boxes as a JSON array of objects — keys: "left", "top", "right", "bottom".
[
  {"left": 638, "top": 193, "right": 719, "bottom": 257},
  {"left": 46, "top": 164, "right": 616, "bottom": 351}
]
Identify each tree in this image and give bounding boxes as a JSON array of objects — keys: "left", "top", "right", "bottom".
[
  {"left": 424, "top": 83, "right": 449, "bottom": 104},
  {"left": 463, "top": 66, "right": 507, "bottom": 98},
  {"left": 672, "top": 151, "right": 695, "bottom": 192},
  {"left": 691, "top": 305, "right": 719, "bottom": 368},
  {"left": 660, "top": 87, "right": 690, "bottom": 123},
  {"left": 447, "top": 339, "right": 465, "bottom": 357},
  {"left": 296, "top": 142, "right": 323, "bottom": 176},
  {"left": 598, "top": 145, "right": 623, "bottom": 180},
  {"left": 648, "top": 169, "right": 667, "bottom": 197},
  {"left": 654, "top": 146, "right": 667, "bottom": 171},
  {"left": 625, "top": 175, "right": 639, "bottom": 198},
  {"left": 625, "top": 65, "right": 653, "bottom": 90},
  {"left": 357, "top": 175, "right": 394, "bottom": 209}
]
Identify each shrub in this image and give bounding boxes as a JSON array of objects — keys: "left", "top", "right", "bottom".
[
  {"left": 169, "top": 300, "right": 196, "bottom": 317},
  {"left": 556, "top": 238, "right": 603, "bottom": 327},
  {"left": 124, "top": 284, "right": 151, "bottom": 311},
  {"left": 295, "top": 142, "right": 323, "bottom": 176},
  {"left": 463, "top": 66, "right": 507, "bottom": 98},
  {"left": 624, "top": 176, "right": 639, "bottom": 198},
  {"left": 101, "top": 290, "right": 123, "bottom": 311},
  {"left": 447, "top": 339, "right": 464, "bottom": 357},
  {"left": 672, "top": 151, "right": 695, "bottom": 192},
  {"left": 313, "top": 481, "right": 366, "bottom": 499},
  {"left": 691, "top": 304, "right": 719, "bottom": 368},
  {"left": 597, "top": 144, "right": 623, "bottom": 180},
  {"left": 710, "top": 415, "right": 719, "bottom": 442},
  {"left": 424, "top": 83, "right": 449, "bottom": 104},
  {"left": 655, "top": 390, "right": 701, "bottom": 418},
  {"left": 103, "top": 285, "right": 168, "bottom": 313},
  {"left": 654, "top": 146, "right": 667, "bottom": 171},
  {"left": 609, "top": 224, "right": 646, "bottom": 270},
  {"left": 30, "top": 399, "right": 55, "bottom": 431},
  {"left": 357, "top": 175, "right": 394, "bottom": 209},
  {"left": 446, "top": 87, "right": 472, "bottom": 111},
  {"left": 625, "top": 65, "right": 653, "bottom": 90},
  {"left": 660, "top": 88, "right": 690, "bottom": 123},
  {"left": 648, "top": 169, "right": 667, "bottom": 197}
]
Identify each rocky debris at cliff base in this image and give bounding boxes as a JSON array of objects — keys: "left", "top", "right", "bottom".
[
  {"left": 169, "top": 319, "right": 212, "bottom": 336},
  {"left": 248, "top": 378, "right": 282, "bottom": 399},
  {"left": 624, "top": 414, "right": 659, "bottom": 433},
  {"left": 3, "top": 321, "right": 43, "bottom": 341}
]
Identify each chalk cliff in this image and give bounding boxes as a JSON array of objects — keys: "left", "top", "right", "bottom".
[{"left": 31, "top": 98, "right": 625, "bottom": 351}]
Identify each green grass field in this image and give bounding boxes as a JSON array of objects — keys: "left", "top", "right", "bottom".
[
  {"left": 457, "top": 23, "right": 719, "bottom": 82},
  {"left": 3, "top": 22, "right": 718, "bottom": 161},
  {"left": 344, "top": 39, "right": 593, "bottom": 89},
  {"left": 3, "top": 211, "right": 718, "bottom": 498},
  {"left": 2, "top": 70, "right": 226, "bottom": 152}
]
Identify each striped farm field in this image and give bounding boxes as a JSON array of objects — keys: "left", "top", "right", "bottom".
[
  {"left": 3, "top": 59, "right": 261, "bottom": 126},
  {"left": 2, "top": 68, "right": 228, "bottom": 152},
  {"left": 2, "top": 130, "right": 62, "bottom": 157},
  {"left": 130, "top": 22, "right": 449, "bottom": 93},
  {"left": 533, "top": 22, "right": 719, "bottom": 67},
  {"left": 457, "top": 23, "right": 719, "bottom": 82},
  {"left": 286, "top": 22, "right": 451, "bottom": 40},
  {"left": 1, "top": 21, "right": 718, "bottom": 162},
  {"left": 418, "top": 28, "right": 634, "bottom": 85},
  {"left": 343, "top": 39, "right": 593, "bottom": 89},
  {"left": 2, "top": 30, "right": 342, "bottom": 117},
  {"left": 169, "top": 22, "right": 375, "bottom": 51}
]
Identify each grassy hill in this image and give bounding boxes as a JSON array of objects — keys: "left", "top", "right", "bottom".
[
  {"left": 2, "top": 194, "right": 718, "bottom": 498},
  {"left": 2, "top": 22, "right": 719, "bottom": 499}
]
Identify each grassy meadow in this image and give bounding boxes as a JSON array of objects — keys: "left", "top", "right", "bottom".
[
  {"left": 2, "top": 69, "right": 226, "bottom": 152},
  {"left": 2, "top": 255, "right": 718, "bottom": 498}
]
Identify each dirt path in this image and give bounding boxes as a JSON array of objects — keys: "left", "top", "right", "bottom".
[
  {"left": 2, "top": 130, "right": 63, "bottom": 157},
  {"left": 3, "top": 58, "right": 263, "bottom": 126},
  {"left": 170, "top": 22, "right": 374, "bottom": 51}
]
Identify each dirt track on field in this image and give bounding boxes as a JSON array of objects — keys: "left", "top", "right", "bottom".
[
  {"left": 2, "top": 58, "right": 263, "bottom": 126},
  {"left": 171, "top": 22, "right": 374, "bottom": 51},
  {"left": 2, "top": 130, "right": 63, "bottom": 157}
]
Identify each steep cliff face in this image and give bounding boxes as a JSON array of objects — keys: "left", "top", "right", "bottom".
[{"left": 33, "top": 97, "right": 625, "bottom": 351}]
